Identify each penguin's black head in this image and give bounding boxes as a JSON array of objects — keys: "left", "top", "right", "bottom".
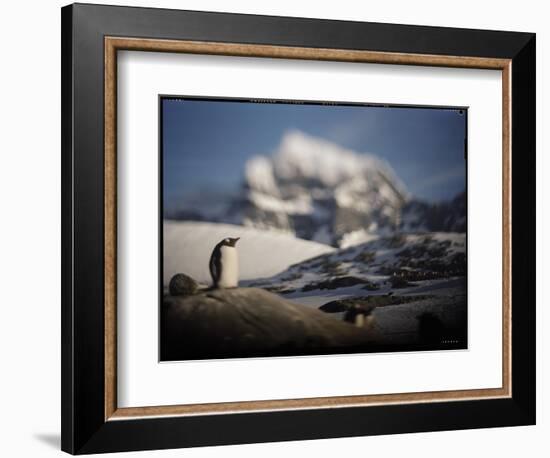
[{"left": 221, "top": 237, "right": 240, "bottom": 247}]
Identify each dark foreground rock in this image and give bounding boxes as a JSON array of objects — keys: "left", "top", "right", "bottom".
[{"left": 161, "top": 287, "right": 374, "bottom": 361}]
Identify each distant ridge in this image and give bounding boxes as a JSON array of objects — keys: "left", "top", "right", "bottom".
[{"left": 167, "top": 130, "right": 465, "bottom": 247}]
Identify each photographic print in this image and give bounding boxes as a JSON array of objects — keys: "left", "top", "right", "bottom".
[{"left": 160, "top": 96, "right": 467, "bottom": 361}]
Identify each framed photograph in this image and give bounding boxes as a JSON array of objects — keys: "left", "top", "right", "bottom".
[
  {"left": 159, "top": 96, "right": 469, "bottom": 361},
  {"left": 61, "top": 3, "right": 536, "bottom": 454}
]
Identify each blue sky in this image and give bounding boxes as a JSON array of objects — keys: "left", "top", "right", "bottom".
[{"left": 162, "top": 98, "right": 466, "bottom": 208}]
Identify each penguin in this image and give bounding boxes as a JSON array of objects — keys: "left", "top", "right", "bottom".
[{"left": 209, "top": 237, "right": 240, "bottom": 288}]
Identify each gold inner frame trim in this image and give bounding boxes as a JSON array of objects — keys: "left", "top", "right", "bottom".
[{"left": 104, "top": 36, "right": 512, "bottom": 421}]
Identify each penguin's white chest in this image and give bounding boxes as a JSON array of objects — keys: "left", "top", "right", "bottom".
[{"left": 218, "top": 245, "right": 239, "bottom": 288}]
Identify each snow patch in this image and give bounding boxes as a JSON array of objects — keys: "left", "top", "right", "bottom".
[
  {"left": 340, "top": 229, "right": 380, "bottom": 249},
  {"left": 163, "top": 220, "right": 335, "bottom": 285}
]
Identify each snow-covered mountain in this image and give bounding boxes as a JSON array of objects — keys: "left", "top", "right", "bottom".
[
  {"left": 167, "top": 130, "right": 465, "bottom": 247},
  {"left": 245, "top": 232, "right": 466, "bottom": 297}
]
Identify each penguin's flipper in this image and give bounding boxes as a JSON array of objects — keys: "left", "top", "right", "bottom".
[{"left": 209, "top": 245, "right": 221, "bottom": 286}]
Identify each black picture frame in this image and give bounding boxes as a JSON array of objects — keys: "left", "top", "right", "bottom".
[{"left": 61, "top": 3, "right": 535, "bottom": 454}]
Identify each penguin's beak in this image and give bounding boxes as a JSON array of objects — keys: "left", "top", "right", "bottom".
[{"left": 233, "top": 237, "right": 240, "bottom": 244}]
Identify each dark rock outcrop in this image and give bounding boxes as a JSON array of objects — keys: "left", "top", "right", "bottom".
[
  {"left": 161, "top": 287, "right": 373, "bottom": 361},
  {"left": 301, "top": 276, "right": 368, "bottom": 292},
  {"left": 320, "top": 294, "right": 433, "bottom": 313}
]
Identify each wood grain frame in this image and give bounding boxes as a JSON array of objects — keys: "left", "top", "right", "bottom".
[{"left": 104, "top": 37, "right": 512, "bottom": 421}]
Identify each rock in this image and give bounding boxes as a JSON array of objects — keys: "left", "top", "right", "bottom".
[
  {"left": 301, "top": 276, "right": 367, "bottom": 292},
  {"left": 319, "top": 297, "right": 395, "bottom": 329},
  {"left": 319, "top": 300, "right": 358, "bottom": 314},
  {"left": 169, "top": 273, "right": 199, "bottom": 296},
  {"left": 319, "top": 298, "right": 378, "bottom": 326},
  {"left": 389, "top": 275, "right": 414, "bottom": 289},
  {"left": 161, "top": 287, "right": 374, "bottom": 361},
  {"left": 320, "top": 295, "right": 432, "bottom": 314},
  {"left": 319, "top": 295, "right": 439, "bottom": 328}
]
